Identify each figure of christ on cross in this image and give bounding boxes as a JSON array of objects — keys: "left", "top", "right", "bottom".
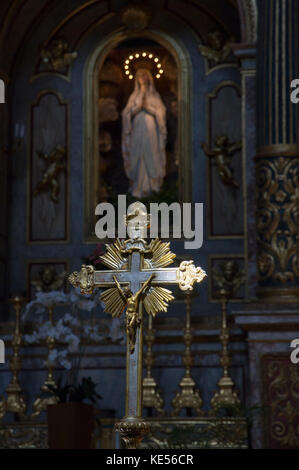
[{"left": 112, "top": 273, "right": 155, "bottom": 354}]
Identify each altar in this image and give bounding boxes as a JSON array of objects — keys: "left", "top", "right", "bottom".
[{"left": 0, "top": 417, "right": 248, "bottom": 449}]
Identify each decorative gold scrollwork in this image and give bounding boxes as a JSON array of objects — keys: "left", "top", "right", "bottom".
[
  {"left": 68, "top": 264, "right": 95, "bottom": 294},
  {"left": 256, "top": 157, "right": 299, "bottom": 287},
  {"left": 178, "top": 261, "right": 207, "bottom": 291}
]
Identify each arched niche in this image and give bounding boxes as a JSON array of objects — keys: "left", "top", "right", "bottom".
[{"left": 83, "top": 29, "right": 193, "bottom": 241}]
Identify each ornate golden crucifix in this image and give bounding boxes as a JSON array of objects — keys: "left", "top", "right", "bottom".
[{"left": 68, "top": 202, "right": 206, "bottom": 448}]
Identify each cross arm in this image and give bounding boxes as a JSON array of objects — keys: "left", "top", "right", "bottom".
[
  {"left": 144, "top": 261, "right": 206, "bottom": 291},
  {"left": 68, "top": 260, "right": 207, "bottom": 295},
  {"left": 68, "top": 265, "right": 129, "bottom": 294}
]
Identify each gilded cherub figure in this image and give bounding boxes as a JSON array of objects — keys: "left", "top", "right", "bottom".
[
  {"left": 199, "top": 30, "right": 233, "bottom": 65},
  {"left": 31, "top": 266, "right": 66, "bottom": 293},
  {"left": 112, "top": 274, "right": 155, "bottom": 354},
  {"left": 212, "top": 260, "right": 245, "bottom": 298},
  {"left": 33, "top": 146, "right": 66, "bottom": 203},
  {"left": 202, "top": 135, "right": 241, "bottom": 188},
  {"left": 41, "top": 39, "right": 77, "bottom": 72}
]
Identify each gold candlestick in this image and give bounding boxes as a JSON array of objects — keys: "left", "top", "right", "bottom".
[
  {"left": 142, "top": 315, "right": 165, "bottom": 416},
  {"left": 32, "top": 305, "right": 58, "bottom": 418},
  {"left": 1, "top": 296, "right": 27, "bottom": 419},
  {"left": 0, "top": 399, "right": 4, "bottom": 420},
  {"left": 171, "top": 292, "right": 204, "bottom": 416},
  {"left": 210, "top": 288, "right": 240, "bottom": 412}
]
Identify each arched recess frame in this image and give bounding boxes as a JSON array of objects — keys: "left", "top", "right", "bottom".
[{"left": 83, "top": 28, "right": 193, "bottom": 242}]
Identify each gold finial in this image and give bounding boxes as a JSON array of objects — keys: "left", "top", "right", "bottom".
[
  {"left": 1, "top": 296, "right": 27, "bottom": 419},
  {"left": 32, "top": 305, "right": 59, "bottom": 418},
  {"left": 142, "top": 315, "right": 165, "bottom": 416},
  {"left": 178, "top": 261, "right": 207, "bottom": 291},
  {"left": 125, "top": 202, "right": 150, "bottom": 239},
  {"left": 210, "top": 289, "right": 240, "bottom": 413},
  {"left": 171, "top": 292, "right": 204, "bottom": 416},
  {"left": 68, "top": 265, "right": 95, "bottom": 294}
]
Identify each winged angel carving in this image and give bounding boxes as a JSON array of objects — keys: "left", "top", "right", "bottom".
[{"left": 99, "top": 239, "right": 175, "bottom": 354}]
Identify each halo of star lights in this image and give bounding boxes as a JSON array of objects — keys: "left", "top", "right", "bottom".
[{"left": 123, "top": 51, "right": 164, "bottom": 79}]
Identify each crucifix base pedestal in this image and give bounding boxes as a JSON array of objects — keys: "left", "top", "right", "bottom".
[{"left": 114, "top": 416, "right": 151, "bottom": 449}]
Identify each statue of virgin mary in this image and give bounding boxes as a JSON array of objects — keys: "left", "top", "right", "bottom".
[{"left": 122, "top": 68, "right": 167, "bottom": 198}]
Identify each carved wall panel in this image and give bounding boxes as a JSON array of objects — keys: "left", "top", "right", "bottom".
[
  {"left": 262, "top": 355, "right": 299, "bottom": 449},
  {"left": 29, "top": 92, "right": 69, "bottom": 243},
  {"left": 27, "top": 259, "right": 68, "bottom": 299},
  {"left": 206, "top": 82, "right": 243, "bottom": 238}
]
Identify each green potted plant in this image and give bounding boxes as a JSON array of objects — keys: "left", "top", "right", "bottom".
[{"left": 44, "top": 376, "right": 102, "bottom": 449}]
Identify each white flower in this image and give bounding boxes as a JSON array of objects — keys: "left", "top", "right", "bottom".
[
  {"left": 23, "top": 300, "right": 47, "bottom": 319},
  {"left": 60, "top": 358, "right": 72, "bottom": 370},
  {"left": 75, "top": 298, "right": 97, "bottom": 312},
  {"left": 82, "top": 323, "right": 104, "bottom": 342},
  {"left": 62, "top": 313, "right": 80, "bottom": 327},
  {"left": 109, "top": 318, "right": 124, "bottom": 342},
  {"left": 24, "top": 321, "right": 55, "bottom": 343},
  {"left": 22, "top": 291, "right": 69, "bottom": 320},
  {"left": 34, "top": 291, "right": 69, "bottom": 307},
  {"left": 47, "top": 349, "right": 72, "bottom": 369},
  {"left": 21, "top": 287, "right": 107, "bottom": 371},
  {"left": 47, "top": 349, "right": 61, "bottom": 366},
  {"left": 69, "top": 289, "right": 80, "bottom": 303},
  {"left": 65, "top": 333, "right": 80, "bottom": 353},
  {"left": 24, "top": 332, "right": 39, "bottom": 344}
]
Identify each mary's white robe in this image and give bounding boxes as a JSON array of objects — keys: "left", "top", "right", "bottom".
[{"left": 122, "top": 74, "right": 167, "bottom": 198}]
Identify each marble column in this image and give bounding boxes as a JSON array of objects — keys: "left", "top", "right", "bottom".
[{"left": 256, "top": 0, "right": 299, "bottom": 302}]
